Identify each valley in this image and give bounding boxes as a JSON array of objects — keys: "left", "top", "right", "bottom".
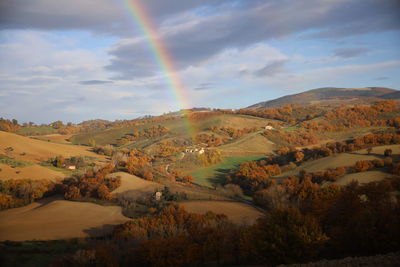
[{"left": 1, "top": 88, "right": 400, "bottom": 266}]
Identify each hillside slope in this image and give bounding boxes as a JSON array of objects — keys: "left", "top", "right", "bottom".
[
  {"left": 0, "top": 163, "right": 65, "bottom": 181},
  {"left": 0, "top": 196, "right": 129, "bottom": 241},
  {"left": 248, "top": 87, "right": 398, "bottom": 109},
  {"left": 0, "top": 131, "right": 105, "bottom": 163},
  {"left": 72, "top": 114, "right": 278, "bottom": 148}
]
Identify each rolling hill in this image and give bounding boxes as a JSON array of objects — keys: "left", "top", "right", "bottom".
[
  {"left": 0, "top": 131, "right": 106, "bottom": 164},
  {"left": 247, "top": 87, "right": 398, "bottom": 109},
  {"left": 0, "top": 196, "right": 129, "bottom": 241},
  {"left": 0, "top": 131, "right": 108, "bottom": 181},
  {"left": 72, "top": 113, "right": 278, "bottom": 150}
]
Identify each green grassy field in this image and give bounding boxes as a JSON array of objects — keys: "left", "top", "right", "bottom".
[{"left": 190, "top": 155, "right": 265, "bottom": 187}]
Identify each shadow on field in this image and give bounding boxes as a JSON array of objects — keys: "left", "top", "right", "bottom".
[
  {"left": 83, "top": 224, "right": 118, "bottom": 239},
  {"left": 30, "top": 195, "right": 64, "bottom": 211},
  {"left": 348, "top": 152, "right": 399, "bottom": 161},
  {"left": 348, "top": 152, "right": 386, "bottom": 158},
  {"left": 207, "top": 168, "right": 232, "bottom": 187}
]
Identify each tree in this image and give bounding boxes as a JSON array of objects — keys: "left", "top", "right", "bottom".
[
  {"left": 51, "top": 120, "right": 64, "bottom": 129},
  {"left": 97, "top": 184, "right": 112, "bottom": 200},
  {"left": 54, "top": 155, "right": 65, "bottom": 168},
  {"left": 367, "top": 147, "right": 372, "bottom": 155},
  {"left": 64, "top": 186, "right": 81, "bottom": 200},
  {"left": 354, "top": 160, "right": 374, "bottom": 172},
  {"left": 251, "top": 208, "right": 327, "bottom": 265},
  {"left": 391, "top": 163, "right": 400, "bottom": 175},
  {"left": 294, "top": 151, "right": 304, "bottom": 163},
  {"left": 88, "top": 138, "right": 96, "bottom": 147},
  {"left": 143, "top": 170, "right": 154, "bottom": 181},
  {"left": 384, "top": 149, "right": 393, "bottom": 157},
  {"left": 182, "top": 175, "right": 194, "bottom": 184}
]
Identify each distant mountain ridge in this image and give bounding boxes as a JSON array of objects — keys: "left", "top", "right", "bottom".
[{"left": 247, "top": 87, "right": 399, "bottom": 109}]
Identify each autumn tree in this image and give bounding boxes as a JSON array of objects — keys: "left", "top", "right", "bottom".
[
  {"left": 384, "top": 149, "right": 393, "bottom": 157},
  {"left": 294, "top": 151, "right": 304, "bottom": 163},
  {"left": 0, "top": 118, "right": 21, "bottom": 132},
  {"left": 354, "top": 160, "right": 374, "bottom": 172},
  {"left": 142, "top": 170, "right": 154, "bottom": 181},
  {"left": 64, "top": 185, "right": 81, "bottom": 200},
  {"left": 198, "top": 149, "right": 222, "bottom": 166},
  {"left": 181, "top": 174, "right": 194, "bottom": 184},
  {"left": 251, "top": 208, "right": 327, "bottom": 265}
]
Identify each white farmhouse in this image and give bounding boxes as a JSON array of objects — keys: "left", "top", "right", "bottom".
[{"left": 264, "top": 125, "right": 275, "bottom": 130}]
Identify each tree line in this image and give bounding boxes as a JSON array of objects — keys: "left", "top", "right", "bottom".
[
  {"left": 52, "top": 178, "right": 400, "bottom": 266},
  {"left": 228, "top": 133, "right": 400, "bottom": 193}
]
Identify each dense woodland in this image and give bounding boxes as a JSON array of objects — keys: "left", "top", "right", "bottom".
[{"left": 51, "top": 180, "right": 400, "bottom": 266}]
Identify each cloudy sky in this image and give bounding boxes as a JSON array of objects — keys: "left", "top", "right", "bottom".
[{"left": 1, "top": 0, "right": 399, "bottom": 123}]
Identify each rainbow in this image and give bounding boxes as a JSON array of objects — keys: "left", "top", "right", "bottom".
[{"left": 120, "top": 0, "right": 196, "bottom": 139}]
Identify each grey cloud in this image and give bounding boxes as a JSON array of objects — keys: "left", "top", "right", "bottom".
[
  {"left": 375, "top": 76, "right": 389, "bottom": 80},
  {"left": 2, "top": 0, "right": 399, "bottom": 80},
  {"left": 193, "top": 82, "right": 214, "bottom": 91},
  {"left": 0, "top": 0, "right": 232, "bottom": 36},
  {"left": 79, "top": 80, "right": 113, "bottom": 85},
  {"left": 254, "top": 60, "right": 288, "bottom": 77},
  {"left": 333, "top": 47, "right": 370, "bottom": 58},
  {"left": 106, "top": 0, "right": 400, "bottom": 78}
]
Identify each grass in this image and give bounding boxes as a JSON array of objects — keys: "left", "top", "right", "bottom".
[
  {"left": 326, "top": 127, "right": 389, "bottom": 140},
  {"left": 282, "top": 126, "right": 298, "bottom": 132},
  {"left": 41, "top": 164, "right": 77, "bottom": 176},
  {"left": 0, "top": 154, "right": 34, "bottom": 168},
  {"left": 17, "top": 126, "right": 56, "bottom": 135},
  {"left": 72, "top": 113, "right": 280, "bottom": 147},
  {"left": 0, "top": 240, "right": 85, "bottom": 267},
  {"left": 274, "top": 144, "right": 400, "bottom": 179},
  {"left": 190, "top": 155, "right": 265, "bottom": 187}
]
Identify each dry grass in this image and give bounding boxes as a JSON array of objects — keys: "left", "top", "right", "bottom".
[
  {"left": 108, "top": 172, "right": 162, "bottom": 196},
  {"left": 334, "top": 170, "right": 392, "bottom": 186},
  {"left": 0, "top": 131, "right": 106, "bottom": 164},
  {"left": 219, "top": 132, "right": 276, "bottom": 156},
  {"left": 109, "top": 172, "right": 228, "bottom": 201},
  {"left": 276, "top": 145, "right": 400, "bottom": 178},
  {"left": 0, "top": 163, "right": 65, "bottom": 181},
  {"left": 216, "top": 115, "right": 276, "bottom": 129},
  {"left": 353, "top": 144, "right": 400, "bottom": 155},
  {"left": 0, "top": 196, "right": 129, "bottom": 241},
  {"left": 181, "top": 201, "right": 263, "bottom": 225},
  {"left": 31, "top": 134, "right": 74, "bottom": 144}
]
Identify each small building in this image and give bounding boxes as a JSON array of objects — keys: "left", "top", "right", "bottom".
[
  {"left": 155, "top": 191, "right": 162, "bottom": 201},
  {"left": 264, "top": 125, "right": 275, "bottom": 130},
  {"left": 67, "top": 165, "right": 76, "bottom": 170}
]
